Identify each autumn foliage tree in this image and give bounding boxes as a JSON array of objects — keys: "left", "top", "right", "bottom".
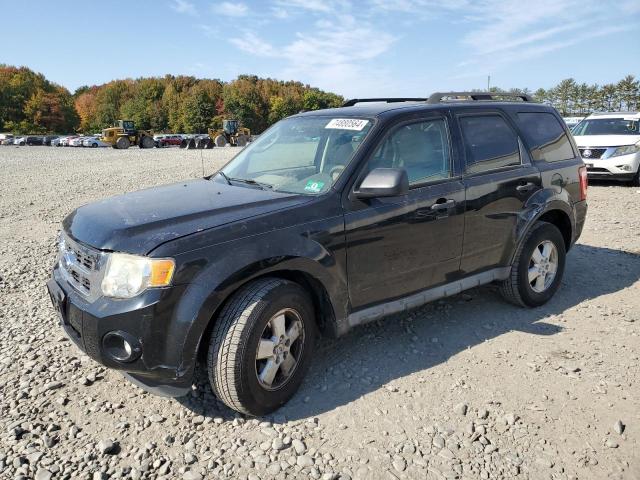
[{"left": 0, "top": 65, "right": 78, "bottom": 133}]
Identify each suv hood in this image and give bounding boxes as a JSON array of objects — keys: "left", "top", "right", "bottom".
[
  {"left": 63, "top": 178, "right": 310, "bottom": 255},
  {"left": 573, "top": 134, "right": 640, "bottom": 148}
]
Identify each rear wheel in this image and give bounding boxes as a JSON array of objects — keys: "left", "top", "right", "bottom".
[
  {"left": 207, "top": 278, "right": 316, "bottom": 416},
  {"left": 115, "top": 136, "right": 130, "bottom": 149},
  {"left": 214, "top": 134, "right": 227, "bottom": 147},
  {"left": 499, "top": 221, "right": 566, "bottom": 307},
  {"left": 235, "top": 134, "right": 249, "bottom": 147}
]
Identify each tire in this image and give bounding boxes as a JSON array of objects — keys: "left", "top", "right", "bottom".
[
  {"left": 207, "top": 278, "right": 316, "bottom": 416},
  {"left": 235, "top": 134, "right": 248, "bottom": 147},
  {"left": 629, "top": 168, "right": 640, "bottom": 187},
  {"left": 116, "top": 136, "right": 130, "bottom": 149},
  {"left": 499, "top": 221, "right": 566, "bottom": 308},
  {"left": 214, "top": 134, "right": 227, "bottom": 147},
  {"left": 91, "top": 143, "right": 98, "bottom": 148},
  {"left": 140, "top": 136, "right": 154, "bottom": 149}
]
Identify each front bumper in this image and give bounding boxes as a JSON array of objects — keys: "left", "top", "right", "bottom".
[
  {"left": 582, "top": 150, "right": 639, "bottom": 181},
  {"left": 47, "top": 267, "right": 192, "bottom": 397}
]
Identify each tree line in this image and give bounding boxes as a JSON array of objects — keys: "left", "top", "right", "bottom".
[
  {"left": 485, "top": 75, "right": 639, "bottom": 116},
  {"left": 0, "top": 66, "right": 343, "bottom": 135},
  {"left": 1, "top": 65, "right": 638, "bottom": 135}
]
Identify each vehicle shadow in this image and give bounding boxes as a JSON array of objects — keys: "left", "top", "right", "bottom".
[{"left": 176, "top": 243, "right": 640, "bottom": 422}]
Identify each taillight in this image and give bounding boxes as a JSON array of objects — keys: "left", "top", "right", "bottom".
[{"left": 578, "top": 165, "right": 588, "bottom": 201}]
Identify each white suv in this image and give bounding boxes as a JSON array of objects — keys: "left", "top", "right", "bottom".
[{"left": 572, "top": 112, "right": 640, "bottom": 186}]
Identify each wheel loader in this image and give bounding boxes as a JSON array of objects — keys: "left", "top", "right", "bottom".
[
  {"left": 209, "top": 119, "right": 251, "bottom": 147},
  {"left": 102, "top": 120, "right": 154, "bottom": 149}
]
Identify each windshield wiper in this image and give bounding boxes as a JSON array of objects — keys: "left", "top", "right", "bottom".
[{"left": 228, "top": 177, "right": 274, "bottom": 190}]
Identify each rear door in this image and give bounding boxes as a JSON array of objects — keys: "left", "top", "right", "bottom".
[
  {"left": 344, "top": 113, "right": 466, "bottom": 310},
  {"left": 455, "top": 110, "right": 541, "bottom": 274}
]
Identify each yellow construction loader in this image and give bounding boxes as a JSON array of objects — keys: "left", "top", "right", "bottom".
[
  {"left": 180, "top": 119, "right": 251, "bottom": 149},
  {"left": 210, "top": 119, "right": 251, "bottom": 147},
  {"left": 102, "top": 120, "right": 154, "bottom": 149}
]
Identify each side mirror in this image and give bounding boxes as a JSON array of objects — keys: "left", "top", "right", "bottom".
[{"left": 355, "top": 168, "right": 409, "bottom": 199}]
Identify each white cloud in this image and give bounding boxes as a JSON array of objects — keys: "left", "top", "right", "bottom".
[
  {"left": 455, "top": 0, "right": 638, "bottom": 72},
  {"left": 274, "top": 0, "right": 338, "bottom": 13},
  {"left": 215, "top": 1, "right": 248, "bottom": 17},
  {"left": 170, "top": 0, "right": 196, "bottom": 15},
  {"left": 221, "top": 0, "right": 638, "bottom": 94},
  {"left": 228, "top": 14, "right": 396, "bottom": 95}
]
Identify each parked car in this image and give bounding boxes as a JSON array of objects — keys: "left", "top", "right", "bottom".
[
  {"left": 43, "top": 135, "right": 60, "bottom": 146},
  {"left": 48, "top": 92, "right": 588, "bottom": 416},
  {"left": 59, "top": 136, "right": 78, "bottom": 147},
  {"left": 153, "top": 134, "right": 168, "bottom": 147},
  {"left": 572, "top": 112, "right": 640, "bottom": 186},
  {"left": 82, "top": 137, "right": 109, "bottom": 148},
  {"left": 69, "top": 137, "right": 87, "bottom": 147},
  {"left": 25, "top": 136, "right": 44, "bottom": 146},
  {"left": 157, "top": 135, "right": 183, "bottom": 147},
  {"left": 0, "top": 133, "right": 14, "bottom": 145},
  {"left": 14, "top": 136, "right": 26, "bottom": 146}
]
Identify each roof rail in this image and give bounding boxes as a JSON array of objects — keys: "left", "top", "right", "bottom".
[
  {"left": 342, "top": 98, "right": 428, "bottom": 107},
  {"left": 426, "top": 91, "right": 534, "bottom": 104}
]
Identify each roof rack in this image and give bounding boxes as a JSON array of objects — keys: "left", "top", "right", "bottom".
[
  {"left": 426, "top": 91, "right": 534, "bottom": 104},
  {"left": 342, "top": 98, "right": 428, "bottom": 107}
]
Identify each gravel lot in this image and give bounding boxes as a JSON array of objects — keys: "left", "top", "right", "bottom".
[{"left": 0, "top": 146, "right": 639, "bottom": 480}]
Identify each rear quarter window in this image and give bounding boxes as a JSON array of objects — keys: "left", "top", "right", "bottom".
[{"left": 516, "top": 112, "right": 575, "bottom": 162}]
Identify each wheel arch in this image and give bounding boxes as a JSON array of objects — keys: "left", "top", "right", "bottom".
[
  {"left": 194, "top": 268, "right": 337, "bottom": 364},
  {"left": 537, "top": 209, "right": 572, "bottom": 251},
  {"left": 510, "top": 202, "right": 574, "bottom": 266}
]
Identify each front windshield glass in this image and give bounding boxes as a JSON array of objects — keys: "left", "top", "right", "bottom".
[
  {"left": 572, "top": 118, "right": 639, "bottom": 136},
  {"left": 220, "top": 116, "right": 373, "bottom": 195}
]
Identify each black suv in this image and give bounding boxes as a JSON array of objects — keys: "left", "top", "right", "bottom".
[{"left": 47, "top": 92, "right": 588, "bottom": 415}]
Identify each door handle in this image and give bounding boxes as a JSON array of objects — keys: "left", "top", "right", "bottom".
[
  {"left": 516, "top": 182, "right": 536, "bottom": 193},
  {"left": 431, "top": 199, "right": 456, "bottom": 211}
]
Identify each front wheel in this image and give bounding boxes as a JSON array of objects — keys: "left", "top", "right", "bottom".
[
  {"left": 207, "top": 278, "right": 316, "bottom": 416},
  {"left": 629, "top": 167, "right": 640, "bottom": 187},
  {"left": 499, "top": 221, "right": 566, "bottom": 307}
]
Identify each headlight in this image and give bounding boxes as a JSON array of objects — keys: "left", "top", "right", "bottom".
[
  {"left": 611, "top": 143, "right": 640, "bottom": 157},
  {"left": 101, "top": 253, "right": 175, "bottom": 299}
]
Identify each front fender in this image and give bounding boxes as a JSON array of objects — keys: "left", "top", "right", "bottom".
[{"left": 164, "top": 217, "right": 348, "bottom": 381}]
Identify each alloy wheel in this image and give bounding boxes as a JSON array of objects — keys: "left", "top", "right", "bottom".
[
  {"left": 255, "top": 308, "right": 305, "bottom": 390},
  {"left": 528, "top": 240, "right": 558, "bottom": 293}
]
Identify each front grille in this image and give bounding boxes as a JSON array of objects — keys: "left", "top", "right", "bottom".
[
  {"left": 587, "top": 167, "right": 610, "bottom": 173},
  {"left": 579, "top": 148, "right": 606, "bottom": 159},
  {"left": 58, "top": 234, "right": 104, "bottom": 301}
]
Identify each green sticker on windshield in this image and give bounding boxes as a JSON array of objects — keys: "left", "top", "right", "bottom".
[{"left": 304, "top": 180, "right": 325, "bottom": 193}]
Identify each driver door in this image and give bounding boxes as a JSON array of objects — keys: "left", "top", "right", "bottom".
[{"left": 344, "top": 115, "right": 466, "bottom": 310}]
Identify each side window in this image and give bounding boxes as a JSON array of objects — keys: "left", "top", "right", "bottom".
[
  {"left": 369, "top": 118, "right": 451, "bottom": 185},
  {"left": 516, "top": 112, "right": 575, "bottom": 162},
  {"left": 459, "top": 115, "right": 520, "bottom": 174}
]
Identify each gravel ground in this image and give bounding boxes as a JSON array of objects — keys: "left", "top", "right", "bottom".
[{"left": 0, "top": 146, "right": 639, "bottom": 480}]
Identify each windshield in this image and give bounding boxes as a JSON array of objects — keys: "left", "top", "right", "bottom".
[
  {"left": 572, "top": 118, "right": 640, "bottom": 136},
  {"left": 220, "top": 116, "right": 373, "bottom": 195}
]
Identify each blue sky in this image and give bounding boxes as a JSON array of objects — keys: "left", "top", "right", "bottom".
[{"left": 3, "top": 0, "right": 639, "bottom": 97}]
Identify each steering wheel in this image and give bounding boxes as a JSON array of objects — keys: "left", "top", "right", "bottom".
[{"left": 329, "top": 165, "right": 345, "bottom": 181}]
